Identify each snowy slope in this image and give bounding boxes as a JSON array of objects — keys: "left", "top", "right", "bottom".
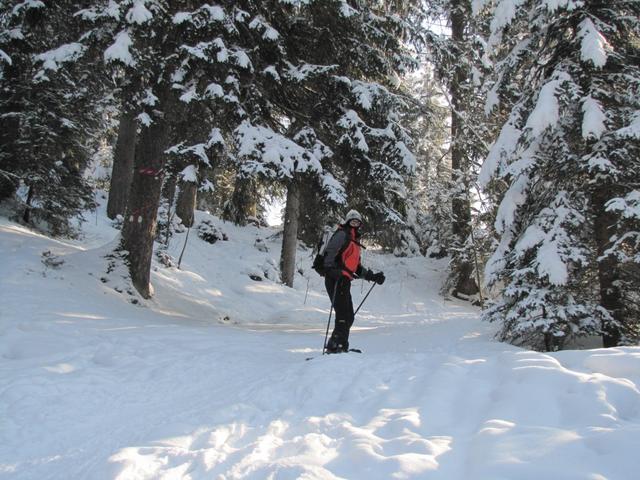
[{"left": 1, "top": 201, "right": 640, "bottom": 480}]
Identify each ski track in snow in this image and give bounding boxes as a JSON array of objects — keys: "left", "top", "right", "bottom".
[{"left": 1, "top": 209, "right": 640, "bottom": 480}]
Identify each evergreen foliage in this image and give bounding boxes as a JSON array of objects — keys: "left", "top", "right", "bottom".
[
  {"left": 0, "top": 1, "right": 105, "bottom": 235},
  {"left": 1, "top": 0, "right": 637, "bottom": 349},
  {"left": 225, "top": 1, "right": 420, "bottom": 250},
  {"left": 478, "top": 0, "right": 640, "bottom": 349},
  {"left": 418, "top": 0, "right": 497, "bottom": 297}
]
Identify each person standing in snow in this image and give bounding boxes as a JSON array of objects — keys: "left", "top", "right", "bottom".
[{"left": 322, "top": 209, "right": 385, "bottom": 353}]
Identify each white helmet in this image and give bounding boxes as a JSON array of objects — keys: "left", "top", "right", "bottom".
[{"left": 344, "top": 209, "right": 363, "bottom": 224}]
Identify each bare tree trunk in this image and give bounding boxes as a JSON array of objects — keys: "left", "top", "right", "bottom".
[
  {"left": 280, "top": 179, "right": 301, "bottom": 287},
  {"left": 297, "top": 178, "right": 325, "bottom": 248},
  {"left": 223, "top": 174, "right": 257, "bottom": 226},
  {"left": 162, "top": 173, "right": 178, "bottom": 246},
  {"left": 22, "top": 185, "right": 33, "bottom": 224},
  {"left": 107, "top": 110, "right": 137, "bottom": 219},
  {"left": 450, "top": 0, "right": 478, "bottom": 297},
  {"left": 176, "top": 180, "right": 198, "bottom": 228},
  {"left": 593, "top": 189, "right": 623, "bottom": 347},
  {"left": 164, "top": 174, "right": 178, "bottom": 209},
  {"left": 121, "top": 102, "right": 170, "bottom": 299}
]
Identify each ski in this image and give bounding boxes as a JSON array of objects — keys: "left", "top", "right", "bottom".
[{"left": 305, "top": 349, "right": 362, "bottom": 361}]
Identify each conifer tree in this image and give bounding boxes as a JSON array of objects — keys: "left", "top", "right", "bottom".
[
  {"left": 420, "top": 0, "right": 495, "bottom": 298},
  {"left": 323, "top": 3, "right": 419, "bottom": 244},
  {"left": 403, "top": 65, "right": 453, "bottom": 258},
  {"left": 230, "top": 1, "right": 419, "bottom": 285},
  {"left": 0, "top": 1, "right": 104, "bottom": 235},
  {"left": 478, "top": 0, "right": 640, "bottom": 349},
  {"left": 70, "top": 1, "right": 254, "bottom": 297}
]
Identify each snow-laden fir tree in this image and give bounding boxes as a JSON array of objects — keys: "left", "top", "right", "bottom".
[
  {"left": 307, "top": 1, "right": 421, "bottom": 252},
  {"left": 227, "top": 1, "right": 420, "bottom": 285},
  {"left": 228, "top": 2, "right": 332, "bottom": 285},
  {"left": 419, "top": 0, "right": 497, "bottom": 300},
  {"left": 70, "top": 0, "right": 254, "bottom": 297},
  {"left": 478, "top": 0, "right": 640, "bottom": 349},
  {"left": 398, "top": 62, "right": 452, "bottom": 259},
  {"left": 0, "top": 1, "right": 105, "bottom": 235},
  {"left": 322, "top": 2, "right": 419, "bottom": 247}
]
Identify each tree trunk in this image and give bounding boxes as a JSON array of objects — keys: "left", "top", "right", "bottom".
[
  {"left": 22, "top": 185, "right": 34, "bottom": 224},
  {"left": 297, "top": 178, "right": 325, "bottom": 248},
  {"left": 162, "top": 174, "right": 178, "bottom": 246},
  {"left": 450, "top": 0, "right": 478, "bottom": 297},
  {"left": 107, "top": 110, "right": 137, "bottom": 220},
  {"left": 280, "top": 179, "right": 301, "bottom": 287},
  {"left": 164, "top": 174, "right": 178, "bottom": 209},
  {"left": 593, "top": 189, "right": 623, "bottom": 347},
  {"left": 176, "top": 180, "right": 198, "bottom": 228},
  {"left": 453, "top": 260, "right": 478, "bottom": 298},
  {"left": 223, "top": 175, "right": 257, "bottom": 226},
  {"left": 121, "top": 106, "right": 169, "bottom": 299}
]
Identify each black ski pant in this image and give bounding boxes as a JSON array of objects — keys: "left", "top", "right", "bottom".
[{"left": 325, "top": 275, "right": 354, "bottom": 348}]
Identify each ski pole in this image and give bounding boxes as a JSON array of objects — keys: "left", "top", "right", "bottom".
[
  {"left": 354, "top": 282, "right": 376, "bottom": 316},
  {"left": 323, "top": 279, "right": 340, "bottom": 355},
  {"left": 303, "top": 277, "right": 310, "bottom": 305}
]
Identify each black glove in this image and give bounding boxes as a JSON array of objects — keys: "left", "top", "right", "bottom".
[
  {"left": 372, "top": 272, "right": 385, "bottom": 285},
  {"left": 363, "top": 269, "right": 375, "bottom": 282}
]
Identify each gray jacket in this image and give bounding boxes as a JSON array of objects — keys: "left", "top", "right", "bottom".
[{"left": 322, "top": 227, "right": 367, "bottom": 278}]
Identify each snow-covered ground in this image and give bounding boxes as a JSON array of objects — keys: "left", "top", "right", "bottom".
[{"left": 1, "top": 199, "right": 639, "bottom": 479}]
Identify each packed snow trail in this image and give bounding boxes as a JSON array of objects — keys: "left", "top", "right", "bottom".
[{"left": 1, "top": 212, "right": 640, "bottom": 479}]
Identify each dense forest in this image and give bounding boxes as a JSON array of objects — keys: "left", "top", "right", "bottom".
[{"left": 1, "top": 0, "right": 639, "bottom": 351}]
